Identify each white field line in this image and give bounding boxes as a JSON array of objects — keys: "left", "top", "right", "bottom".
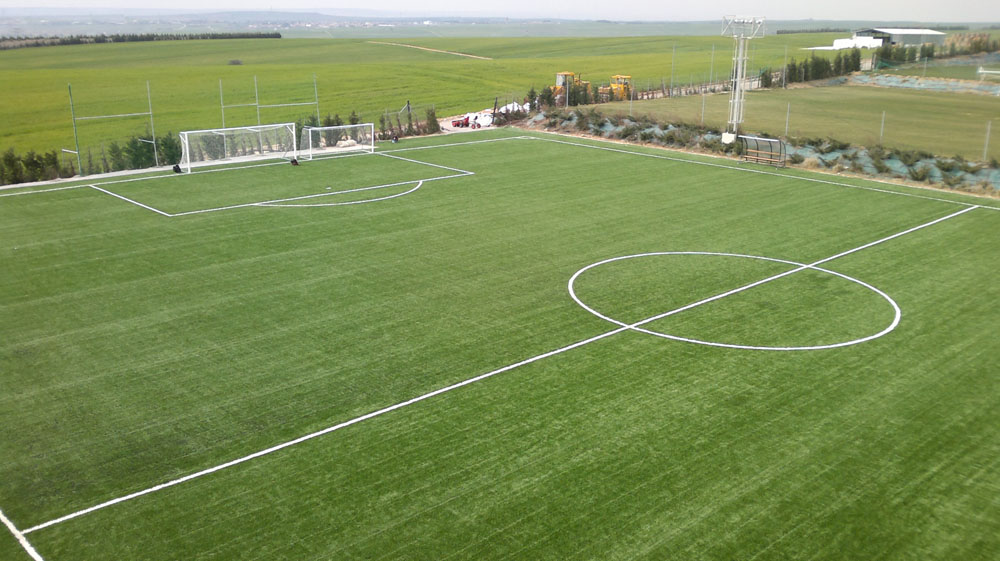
[
  {"left": 21, "top": 205, "right": 979, "bottom": 535},
  {"left": 0, "top": 135, "right": 517, "bottom": 197},
  {"left": 168, "top": 152, "right": 474, "bottom": 216},
  {"left": 89, "top": 185, "right": 173, "bottom": 217},
  {"left": 0, "top": 507, "right": 45, "bottom": 561},
  {"left": 569, "top": 251, "right": 903, "bottom": 351},
  {"left": 380, "top": 135, "right": 525, "bottom": 155},
  {"left": 366, "top": 41, "right": 493, "bottom": 60},
  {"left": 170, "top": 173, "right": 470, "bottom": 217},
  {"left": 531, "top": 136, "right": 1000, "bottom": 212},
  {"left": 0, "top": 184, "right": 89, "bottom": 198},
  {"left": 258, "top": 181, "right": 424, "bottom": 208},
  {"left": 377, "top": 152, "right": 475, "bottom": 175}
]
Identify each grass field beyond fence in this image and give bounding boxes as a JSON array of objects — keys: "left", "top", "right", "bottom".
[
  {"left": 599, "top": 84, "right": 1000, "bottom": 161},
  {"left": 1, "top": 129, "right": 998, "bottom": 560}
]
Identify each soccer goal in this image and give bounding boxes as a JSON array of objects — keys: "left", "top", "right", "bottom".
[
  {"left": 178, "top": 122, "right": 297, "bottom": 173},
  {"left": 299, "top": 123, "right": 375, "bottom": 161}
]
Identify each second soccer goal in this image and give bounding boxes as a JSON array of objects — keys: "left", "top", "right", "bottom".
[{"left": 299, "top": 123, "right": 375, "bottom": 160}]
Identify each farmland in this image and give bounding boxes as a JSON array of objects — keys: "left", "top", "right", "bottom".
[{"left": 0, "top": 34, "right": 843, "bottom": 156}]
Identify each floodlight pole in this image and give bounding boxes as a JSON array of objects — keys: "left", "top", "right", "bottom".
[
  {"left": 880, "top": 110, "right": 886, "bottom": 144},
  {"left": 721, "top": 16, "right": 765, "bottom": 143},
  {"left": 67, "top": 83, "right": 84, "bottom": 176},
  {"left": 785, "top": 102, "right": 790, "bottom": 137}
]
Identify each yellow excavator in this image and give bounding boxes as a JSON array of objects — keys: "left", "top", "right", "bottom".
[{"left": 598, "top": 75, "right": 632, "bottom": 102}]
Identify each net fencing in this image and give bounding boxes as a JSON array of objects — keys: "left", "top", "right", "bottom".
[
  {"left": 299, "top": 123, "right": 375, "bottom": 160},
  {"left": 179, "top": 122, "right": 296, "bottom": 172}
]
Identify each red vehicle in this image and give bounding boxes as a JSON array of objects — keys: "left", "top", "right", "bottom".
[{"left": 451, "top": 116, "right": 470, "bottom": 128}]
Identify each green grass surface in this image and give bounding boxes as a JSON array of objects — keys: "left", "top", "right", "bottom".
[
  {"left": 597, "top": 84, "right": 1000, "bottom": 160},
  {"left": 0, "top": 34, "right": 840, "bottom": 156},
  {"left": 1, "top": 129, "right": 998, "bottom": 560}
]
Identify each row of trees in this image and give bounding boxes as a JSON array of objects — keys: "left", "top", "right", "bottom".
[
  {"left": 1, "top": 107, "right": 445, "bottom": 185},
  {"left": 1, "top": 149, "right": 75, "bottom": 185},
  {"left": 876, "top": 43, "right": 938, "bottom": 64},
  {"left": 531, "top": 82, "right": 598, "bottom": 109},
  {"left": 877, "top": 35, "right": 1000, "bottom": 65},
  {"left": 0, "top": 32, "right": 281, "bottom": 50},
  {"left": 779, "top": 48, "right": 864, "bottom": 85}
]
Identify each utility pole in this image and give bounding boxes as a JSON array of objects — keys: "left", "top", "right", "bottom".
[
  {"left": 782, "top": 45, "right": 787, "bottom": 88},
  {"left": 985, "top": 120, "right": 992, "bottom": 162}
]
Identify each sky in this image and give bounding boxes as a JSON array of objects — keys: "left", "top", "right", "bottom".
[{"left": 1, "top": 0, "right": 998, "bottom": 22}]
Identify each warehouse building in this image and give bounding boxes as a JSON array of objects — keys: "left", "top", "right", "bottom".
[{"left": 853, "top": 28, "right": 946, "bottom": 47}]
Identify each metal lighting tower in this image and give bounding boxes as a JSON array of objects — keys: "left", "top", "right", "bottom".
[{"left": 721, "top": 16, "right": 765, "bottom": 144}]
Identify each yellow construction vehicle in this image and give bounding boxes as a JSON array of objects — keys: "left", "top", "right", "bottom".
[
  {"left": 598, "top": 75, "right": 632, "bottom": 102},
  {"left": 553, "top": 72, "right": 591, "bottom": 105}
]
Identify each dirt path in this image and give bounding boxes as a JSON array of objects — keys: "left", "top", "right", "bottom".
[{"left": 366, "top": 41, "right": 492, "bottom": 60}]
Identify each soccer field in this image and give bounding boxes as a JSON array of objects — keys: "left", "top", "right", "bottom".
[{"left": 2, "top": 129, "right": 998, "bottom": 560}]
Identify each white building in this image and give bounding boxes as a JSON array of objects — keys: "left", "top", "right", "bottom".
[{"left": 853, "top": 28, "right": 946, "bottom": 47}]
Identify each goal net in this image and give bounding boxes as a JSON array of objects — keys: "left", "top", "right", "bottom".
[
  {"left": 299, "top": 123, "right": 375, "bottom": 160},
  {"left": 179, "top": 123, "right": 296, "bottom": 172}
]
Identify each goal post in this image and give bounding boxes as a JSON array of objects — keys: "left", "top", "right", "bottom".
[
  {"left": 299, "top": 123, "right": 375, "bottom": 160},
  {"left": 178, "top": 122, "right": 296, "bottom": 173}
]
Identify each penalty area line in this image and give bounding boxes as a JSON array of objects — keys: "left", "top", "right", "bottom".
[
  {"left": 1, "top": 507, "right": 45, "bottom": 561},
  {"left": 89, "top": 185, "right": 173, "bottom": 217},
  {"left": 21, "top": 202, "right": 980, "bottom": 536}
]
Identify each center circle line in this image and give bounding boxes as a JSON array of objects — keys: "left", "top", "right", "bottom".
[{"left": 568, "top": 251, "right": 901, "bottom": 351}]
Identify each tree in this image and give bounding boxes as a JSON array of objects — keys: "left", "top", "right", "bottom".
[
  {"left": 2, "top": 148, "right": 23, "bottom": 184},
  {"left": 526, "top": 86, "right": 537, "bottom": 111},
  {"left": 158, "top": 132, "right": 182, "bottom": 165},
  {"left": 424, "top": 108, "right": 441, "bottom": 134},
  {"left": 21, "top": 151, "right": 43, "bottom": 182},
  {"left": 538, "top": 86, "right": 555, "bottom": 107},
  {"left": 849, "top": 48, "right": 862, "bottom": 72},
  {"left": 107, "top": 142, "right": 127, "bottom": 171},
  {"left": 377, "top": 113, "right": 387, "bottom": 138},
  {"left": 833, "top": 52, "right": 844, "bottom": 75},
  {"left": 42, "top": 150, "right": 60, "bottom": 179},
  {"left": 785, "top": 59, "right": 799, "bottom": 83},
  {"left": 759, "top": 68, "right": 773, "bottom": 88},
  {"left": 348, "top": 110, "right": 360, "bottom": 125},
  {"left": 406, "top": 111, "right": 416, "bottom": 136}
]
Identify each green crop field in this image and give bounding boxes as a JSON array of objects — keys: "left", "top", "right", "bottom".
[
  {"left": 2, "top": 129, "right": 998, "bottom": 560},
  {"left": 0, "top": 34, "right": 841, "bottom": 157},
  {"left": 598, "top": 84, "right": 1000, "bottom": 160}
]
